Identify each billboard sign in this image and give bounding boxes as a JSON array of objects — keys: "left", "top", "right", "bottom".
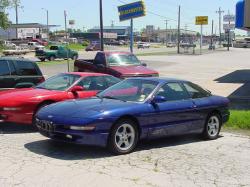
[
  {"left": 195, "top": 16, "right": 208, "bottom": 25},
  {"left": 118, "top": 1, "right": 146, "bottom": 22},
  {"left": 236, "top": 0, "right": 250, "bottom": 29}
]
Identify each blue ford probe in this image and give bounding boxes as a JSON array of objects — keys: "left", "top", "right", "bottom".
[{"left": 35, "top": 78, "right": 230, "bottom": 155}]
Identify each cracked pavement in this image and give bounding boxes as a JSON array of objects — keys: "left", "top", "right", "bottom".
[{"left": 0, "top": 124, "right": 249, "bottom": 187}]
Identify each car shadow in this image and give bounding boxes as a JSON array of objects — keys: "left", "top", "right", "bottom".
[
  {"left": 24, "top": 134, "right": 223, "bottom": 160},
  {"left": 0, "top": 123, "right": 36, "bottom": 134},
  {"left": 214, "top": 69, "right": 250, "bottom": 109}
]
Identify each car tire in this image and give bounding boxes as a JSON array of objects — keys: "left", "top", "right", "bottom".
[
  {"left": 108, "top": 119, "right": 139, "bottom": 155},
  {"left": 49, "top": 56, "right": 55, "bottom": 61},
  {"left": 71, "top": 55, "right": 78, "bottom": 60},
  {"left": 39, "top": 58, "right": 46, "bottom": 62},
  {"left": 203, "top": 113, "right": 222, "bottom": 140}
]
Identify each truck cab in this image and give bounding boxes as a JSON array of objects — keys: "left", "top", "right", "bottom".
[
  {"left": 74, "top": 52, "right": 159, "bottom": 79},
  {"left": 36, "top": 45, "right": 79, "bottom": 62}
]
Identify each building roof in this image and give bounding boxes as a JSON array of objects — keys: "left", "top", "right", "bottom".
[
  {"left": 10, "top": 23, "right": 59, "bottom": 29},
  {"left": 90, "top": 26, "right": 130, "bottom": 30}
]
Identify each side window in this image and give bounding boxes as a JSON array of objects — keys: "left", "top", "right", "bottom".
[
  {"left": 94, "top": 53, "right": 105, "bottom": 65},
  {"left": 16, "top": 61, "right": 38, "bottom": 76},
  {"left": 0, "top": 61, "right": 10, "bottom": 76},
  {"left": 8, "top": 61, "right": 17, "bottom": 75},
  {"left": 156, "top": 83, "right": 189, "bottom": 102},
  {"left": 77, "top": 76, "right": 106, "bottom": 91},
  {"left": 183, "top": 82, "right": 211, "bottom": 99}
]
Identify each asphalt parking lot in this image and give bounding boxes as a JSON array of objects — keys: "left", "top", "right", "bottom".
[{"left": 1, "top": 48, "right": 250, "bottom": 186}]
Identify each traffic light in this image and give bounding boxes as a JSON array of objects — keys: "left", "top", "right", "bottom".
[{"left": 236, "top": 0, "right": 250, "bottom": 29}]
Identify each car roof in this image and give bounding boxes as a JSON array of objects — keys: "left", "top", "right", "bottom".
[
  {"left": 64, "top": 72, "right": 110, "bottom": 77},
  {"left": 127, "top": 77, "right": 189, "bottom": 84}
]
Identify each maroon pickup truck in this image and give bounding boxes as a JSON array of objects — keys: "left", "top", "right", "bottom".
[{"left": 74, "top": 51, "right": 159, "bottom": 79}]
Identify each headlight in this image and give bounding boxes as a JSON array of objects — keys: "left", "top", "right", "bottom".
[
  {"left": 3, "top": 107, "right": 21, "bottom": 111},
  {"left": 69, "top": 126, "right": 95, "bottom": 131}
]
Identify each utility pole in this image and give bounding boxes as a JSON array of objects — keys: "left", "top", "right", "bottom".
[
  {"left": 111, "top": 20, "right": 114, "bottom": 27},
  {"left": 216, "top": 7, "right": 224, "bottom": 46},
  {"left": 130, "top": 19, "right": 134, "bottom": 53},
  {"left": 165, "top": 20, "right": 168, "bottom": 47},
  {"left": 64, "top": 10, "right": 68, "bottom": 39},
  {"left": 210, "top": 20, "right": 214, "bottom": 49},
  {"left": 15, "top": 3, "right": 18, "bottom": 39},
  {"left": 99, "top": 0, "right": 104, "bottom": 51},
  {"left": 177, "top": 5, "right": 181, "bottom": 54},
  {"left": 42, "top": 8, "right": 49, "bottom": 39}
]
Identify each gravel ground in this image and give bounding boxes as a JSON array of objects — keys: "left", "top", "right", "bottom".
[{"left": 0, "top": 124, "right": 249, "bottom": 187}]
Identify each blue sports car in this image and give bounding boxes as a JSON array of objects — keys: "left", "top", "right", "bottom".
[{"left": 35, "top": 78, "right": 230, "bottom": 155}]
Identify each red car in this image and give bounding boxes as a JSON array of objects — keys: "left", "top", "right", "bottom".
[
  {"left": 32, "top": 38, "right": 48, "bottom": 46},
  {"left": 0, "top": 72, "right": 120, "bottom": 125}
]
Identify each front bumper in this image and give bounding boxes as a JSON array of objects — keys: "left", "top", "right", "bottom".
[{"left": 36, "top": 119, "right": 109, "bottom": 147}]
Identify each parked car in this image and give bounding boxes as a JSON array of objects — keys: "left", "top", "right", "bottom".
[
  {"left": 0, "top": 57, "right": 45, "bottom": 90},
  {"left": 35, "top": 77, "right": 230, "bottom": 155},
  {"left": 28, "top": 42, "right": 45, "bottom": 51},
  {"left": 137, "top": 42, "right": 150, "bottom": 49},
  {"left": 85, "top": 43, "right": 101, "bottom": 51},
  {"left": 74, "top": 51, "right": 159, "bottom": 79},
  {"left": 3, "top": 41, "right": 16, "bottom": 49},
  {"left": 0, "top": 72, "right": 120, "bottom": 125},
  {"left": 35, "top": 45, "right": 79, "bottom": 61},
  {"left": 167, "top": 42, "right": 177, "bottom": 48},
  {"left": 32, "top": 38, "right": 48, "bottom": 46}
]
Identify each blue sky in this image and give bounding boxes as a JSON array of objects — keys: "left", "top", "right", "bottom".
[{"left": 6, "top": 0, "right": 245, "bottom": 34}]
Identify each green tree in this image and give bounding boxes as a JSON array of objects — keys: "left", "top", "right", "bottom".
[{"left": 0, "top": 0, "right": 20, "bottom": 29}]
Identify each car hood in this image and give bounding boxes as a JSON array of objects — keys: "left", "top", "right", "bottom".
[
  {"left": 110, "top": 65, "right": 158, "bottom": 76},
  {"left": 37, "top": 98, "right": 138, "bottom": 119},
  {"left": 0, "top": 88, "right": 61, "bottom": 106}
]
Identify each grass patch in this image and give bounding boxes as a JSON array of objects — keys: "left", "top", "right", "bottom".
[{"left": 225, "top": 110, "right": 250, "bottom": 130}]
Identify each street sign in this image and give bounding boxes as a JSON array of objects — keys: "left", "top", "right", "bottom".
[
  {"left": 118, "top": 1, "right": 146, "bottom": 22},
  {"left": 69, "top": 20, "right": 75, "bottom": 25},
  {"left": 223, "top": 24, "right": 235, "bottom": 30},
  {"left": 195, "top": 16, "right": 208, "bottom": 25},
  {"left": 223, "top": 15, "right": 235, "bottom": 22},
  {"left": 223, "top": 23, "right": 235, "bottom": 30}
]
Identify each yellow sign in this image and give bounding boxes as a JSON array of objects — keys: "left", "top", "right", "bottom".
[{"left": 195, "top": 16, "right": 208, "bottom": 25}]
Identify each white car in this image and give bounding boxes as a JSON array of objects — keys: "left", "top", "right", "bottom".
[
  {"left": 3, "top": 41, "right": 16, "bottom": 49},
  {"left": 167, "top": 42, "right": 177, "bottom": 48},
  {"left": 137, "top": 42, "right": 150, "bottom": 49},
  {"left": 27, "top": 42, "right": 45, "bottom": 50}
]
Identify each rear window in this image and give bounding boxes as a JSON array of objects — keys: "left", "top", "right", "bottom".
[
  {"left": 0, "top": 61, "right": 10, "bottom": 76},
  {"left": 16, "top": 61, "right": 38, "bottom": 76}
]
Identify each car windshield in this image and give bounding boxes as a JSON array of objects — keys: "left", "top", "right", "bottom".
[
  {"left": 98, "top": 79, "right": 158, "bottom": 102},
  {"left": 36, "top": 74, "right": 81, "bottom": 91},
  {"left": 107, "top": 54, "right": 141, "bottom": 66}
]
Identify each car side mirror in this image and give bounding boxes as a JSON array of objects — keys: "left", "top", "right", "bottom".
[
  {"left": 152, "top": 95, "right": 167, "bottom": 104},
  {"left": 141, "top": 63, "right": 147, "bottom": 67},
  {"left": 70, "top": 86, "right": 84, "bottom": 93}
]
